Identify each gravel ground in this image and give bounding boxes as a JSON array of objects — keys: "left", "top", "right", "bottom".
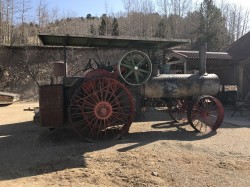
[{"left": 0, "top": 102, "right": 250, "bottom": 187}]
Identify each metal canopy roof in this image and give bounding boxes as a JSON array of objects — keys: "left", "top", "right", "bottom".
[
  {"left": 172, "top": 50, "right": 232, "bottom": 60},
  {"left": 38, "top": 33, "right": 189, "bottom": 49}
]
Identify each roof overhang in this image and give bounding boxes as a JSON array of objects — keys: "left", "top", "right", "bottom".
[
  {"left": 38, "top": 33, "right": 189, "bottom": 49},
  {"left": 171, "top": 50, "right": 232, "bottom": 60}
]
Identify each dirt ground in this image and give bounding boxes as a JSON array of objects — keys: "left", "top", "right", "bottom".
[{"left": 0, "top": 102, "right": 250, "bottom": 187}]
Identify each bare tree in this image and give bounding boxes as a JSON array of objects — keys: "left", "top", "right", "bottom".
[
  {"left": 2, "top": 0, "right": 13, "bottom": 45},
  {"left": 219, "top": 0, "right": 250, "bottom": 41},
  {"left": 50, "top": 7, "right": 60, "bottom": 23},
  {"left": 18, "top": 0, "right": 31, "bottom": 45},
  {"left": 0, "top": 0, "right": 3, "bottom": 44},
  {"left": 241, "top": 9, "right": 249, "bottom": 36},
  {"left": 36, "top": 0, "right": 49, "bottom": 31},
  {"left": 157, "top": 0, "right": 192, "bottom": 17},
  {"left": 122, "top": 0, "right": 134, "bottom": 36},
  {"left": 156, "top": 0, "right": 193, "bottom": 38},
  {"left": 36, "top": 0, "right": 49, "bottom": 44},
  {"left": 157, "top": 0, "right": 169, "bottom": 16}
]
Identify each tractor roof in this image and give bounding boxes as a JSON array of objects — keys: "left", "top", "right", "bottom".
[{"left": 38, "top": 33, "right": 189, "bottom": 49}]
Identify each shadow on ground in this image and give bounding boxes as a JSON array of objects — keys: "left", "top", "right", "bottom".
[
  {"left": 117, "top": 121, "right": 217, "bottom": 152},
  {"left": 0, "top": 118, "right": 218, "bottom": 181},
  {"left": 0, "top": 121, "right": 85, "bottom": 180}
]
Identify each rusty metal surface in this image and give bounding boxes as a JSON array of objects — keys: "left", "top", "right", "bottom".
[
  {"left": 52, "top": 61, "right": 66, "bottom": 77},
  {"left": 143, "top": 74, "right": 220, "bottom": 98},
  {"left": 39, "top": 85, "right": 64, "bottom": 128}
]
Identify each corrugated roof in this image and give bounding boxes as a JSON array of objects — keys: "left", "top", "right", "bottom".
[
  {"left": 38, "top": 33, "right": 189, "bottom": 49},
  {"left": 172, "top": 50, "right": 232, "bottom": 60}
]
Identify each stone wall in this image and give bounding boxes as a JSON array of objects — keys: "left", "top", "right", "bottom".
[{"left": 0, "top": 46, "right": 127, "bottom": 100}]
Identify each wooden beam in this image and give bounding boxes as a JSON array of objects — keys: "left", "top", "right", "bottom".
[{"left": 239, "top": 65, "right": 244, "bottom": 97}]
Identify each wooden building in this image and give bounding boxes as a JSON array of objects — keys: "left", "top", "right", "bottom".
[
  {"left": 224, "top": 32, "right": 250, "bottom": 99},
  {"left": 166, "top": 32, "right": 250, "bottom": 99}
]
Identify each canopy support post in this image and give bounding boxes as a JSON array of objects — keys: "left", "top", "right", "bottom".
[{"left": 64, "top": 36, "right": 67, "bottom": 77}]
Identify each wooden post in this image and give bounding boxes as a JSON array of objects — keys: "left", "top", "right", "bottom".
[
  {"left": 184, "top": 61, "right": 187, "bottom": 73},
  {"left": 238, "top": 64, "right": 244, "bottom": 98},
  {"left": 63, "top": 36, "right": 67, "bottom": 77}
]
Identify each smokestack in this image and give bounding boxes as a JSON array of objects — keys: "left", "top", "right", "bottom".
[{"left": 199, "top": 43, "right": 207, "bottom": 75}]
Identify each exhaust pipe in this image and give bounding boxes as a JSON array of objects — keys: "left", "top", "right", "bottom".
[{"left": 199, "top": 43, "right": 207, "bottom": 75}]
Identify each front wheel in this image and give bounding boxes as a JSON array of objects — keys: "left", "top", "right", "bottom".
[{"left": 187, "top": 95, "right": 224, "bottom": 133}]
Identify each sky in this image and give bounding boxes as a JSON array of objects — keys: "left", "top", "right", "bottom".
[
  {"left": 34, "top": 0, "right": 125, "bottom": 17},
  {"left": 33, "top": 0, "right": 250, "bottom": 18}
]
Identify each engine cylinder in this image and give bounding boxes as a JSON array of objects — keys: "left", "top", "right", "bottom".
[{"left": 142, "top": 74, "right": 220, "bottom": 98}]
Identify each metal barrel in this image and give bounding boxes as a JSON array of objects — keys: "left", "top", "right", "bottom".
[{"left": 142, "top": 74, "right": 220, "bottom": 98}]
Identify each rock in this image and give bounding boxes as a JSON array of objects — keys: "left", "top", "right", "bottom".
[{"left": 151, "top": 171, "right": 159, "bottom": 177}]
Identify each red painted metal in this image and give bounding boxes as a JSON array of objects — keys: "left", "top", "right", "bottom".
[
  {"left": 84, "top": 69, "right": 115, "bottom": 80},
  {"left": 187, "top": 95, "right": 224, "bottom": 133},
  {"left": 68, "top": 77, "right": 135, "bottom": 142},
  {"left": 94, "top": 101, "right": 113, "bottom": 120}
]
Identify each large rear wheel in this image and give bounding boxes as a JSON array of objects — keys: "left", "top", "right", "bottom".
[{"left": 69, "top": 78, "right": 135, "bottom": 142}]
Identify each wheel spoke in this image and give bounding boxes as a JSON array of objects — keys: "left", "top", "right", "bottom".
[
  {"left": 136, "top": 59, "right": 145, "bottom": 66},
  {"left": 69, "top": 78, "right": 135, "bottom": 142},
  {"left": 187, "top": 96, "right": 224, "bottom": 133},
  {"left": 118, "top": 51, "right": 152, "bottom": 85},
  {"left": 121, "top": 62, "right": 133, "bottom": 69},
  {"left": 129, "top": 53, "right": 135, "bottom": 66},
  {"left": 124, "top": 69, "right": 134, "bottom": 79},
  {"left": 137, "top": 68, "right": 149, "bottom": 74},
  {"left": 134, "top": 72, "right": 139, "bottom": 84}
]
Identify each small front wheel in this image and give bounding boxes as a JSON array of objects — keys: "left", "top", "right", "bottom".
[{"left": 187, "top": 95, "right": 224, "bottom": 133}]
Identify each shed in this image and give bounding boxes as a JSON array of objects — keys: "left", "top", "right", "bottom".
[
  {"left": 224, "top": 32, "right": 250, "bottom": 98},
  {"left": 165, "top": 50, "right": 234, "bottom": 85}
]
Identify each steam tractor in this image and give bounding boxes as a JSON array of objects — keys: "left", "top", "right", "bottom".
[{"left": 37, "top": 34, "right": 224, "bottom": 142}]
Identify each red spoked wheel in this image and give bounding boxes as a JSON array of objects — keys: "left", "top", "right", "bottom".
[
  {"left": 168, "top": 98, "right": 188, "bottom": 123},
  {"left": 69, "top": 77, "right": 135, "bottom": 142},
  {"left": 187, "top": 95, "right": 224, "bottom": 133}
]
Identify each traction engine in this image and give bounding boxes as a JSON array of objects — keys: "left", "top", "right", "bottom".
[{"left": 37, "top": 35, "right": 224, "bottom": 142}]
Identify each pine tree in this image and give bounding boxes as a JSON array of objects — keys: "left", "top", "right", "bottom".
[
  {"left": 194, "top": 0, "right": 231, "bottom": 51},
  {"left": 98, "top": 17, "right": 106, "bottom": 36},
  {"left": 86, "top": 14, "right": 92, "bottom": 20},
  {"left": 89, "top": 24, "right": 96, "bottom": 35},
  {"left": 111, "top": 18, "right": 119, "bottom": 36},
  {"left": 155, "top": 18, "right": 167, "bottom": 38}
]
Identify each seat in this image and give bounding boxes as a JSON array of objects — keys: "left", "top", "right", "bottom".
[{"left": 231, "top": 91, "right": 250, "bottom": 117}]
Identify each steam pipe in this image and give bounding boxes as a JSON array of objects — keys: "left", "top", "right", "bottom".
[{"left": 199, "top": 43, "right": 207, "bottom": 75}]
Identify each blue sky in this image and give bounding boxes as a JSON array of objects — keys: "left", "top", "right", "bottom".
[
  {"left": 34, "top": 0, "right": 125, "bottom": 17},
  {"left": 32, "top": 0, "right": 250, "bottom": 18}
]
